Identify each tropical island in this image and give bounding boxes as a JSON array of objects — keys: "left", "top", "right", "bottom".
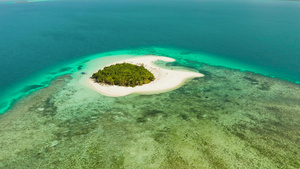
[
  {"left": 92, "top": 63, "right": 155, "bottom": 87},
  {"left": 87, "top": 55, "right": 204, "bottom": 97}
]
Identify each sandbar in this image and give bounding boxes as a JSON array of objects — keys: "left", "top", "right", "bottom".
[{"left": 88, "top": 55, "right": 204, "bottom": 97}]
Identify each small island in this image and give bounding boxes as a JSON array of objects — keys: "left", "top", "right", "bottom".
[
  {"left": 87, "top": 56, "right": 204, "bottom": 97},
  {"left": 92, "top": 63, "right": 155, "bottom": 87}
]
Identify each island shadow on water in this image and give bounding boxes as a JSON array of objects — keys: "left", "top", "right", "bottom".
[{"left": 0, "top": 55, "right": 299, "bottom": 168}]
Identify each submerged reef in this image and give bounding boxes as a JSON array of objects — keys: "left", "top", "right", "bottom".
[{"left": 0, "top": 62, "right": 299, "bottom": 168}]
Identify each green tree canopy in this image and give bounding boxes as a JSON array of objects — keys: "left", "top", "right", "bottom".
[{"left": 92, "top": 63, "right": 155, "bottom": 87}]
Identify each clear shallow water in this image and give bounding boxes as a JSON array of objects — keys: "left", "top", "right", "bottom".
[
  {"left": 0, "top": 47, "right": 298, "bottom": 114},
  {"left": 0, "top": 0, "right": 300, "bottom": 113},
  {"left": 0, "top": 0, "right": 300, "bottom": 168},
  {"left": 1, "top": 55, "right": 299, "bottom": 168}
]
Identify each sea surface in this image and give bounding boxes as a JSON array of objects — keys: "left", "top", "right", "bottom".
[
  {"left": 1, "top": 0, "right": 300, "bottom": 113},
  {"left": 0, "top": 0, "right": 300, "bottom": 168}
]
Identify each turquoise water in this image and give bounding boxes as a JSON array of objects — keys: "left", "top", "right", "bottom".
[
  {"left": 1, "top": 0, "right": 300, "bottom": 113},
  {"left": 0, "top": 46, "right": 298, "bottom": 114},
  {"left": 0, "top": 0, "right": 54, "bottom": 4},
  {"left": 1, "top": 48, "right": 299, "bottom": 168},
  {"left": 1, "top": 1, "right": 300, "bottom": 167}
]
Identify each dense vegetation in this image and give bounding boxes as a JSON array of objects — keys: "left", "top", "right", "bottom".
[{"left": 92, "top": 63, "right": 155, "bottom": 87}]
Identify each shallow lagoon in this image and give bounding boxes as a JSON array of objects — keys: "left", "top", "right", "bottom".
[
  {"left": 0, "top": 0, "right": 300, "bottom": 168},
  {"left": 0, "top": 48, "right": 300, "bottom": 168}
]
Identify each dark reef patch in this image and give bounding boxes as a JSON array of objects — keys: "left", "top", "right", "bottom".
[
  {"left": 136, "top": 109, "right": 166, "bottom": 123},
  {"left": 21, "top": 85, "right": 45, "bottom": 93},
  {"left": 77, "top": 65, "right": 83, "bottom": 70},
  {"left": 59, "top": 67, "right": 72, "bottom": 72}
]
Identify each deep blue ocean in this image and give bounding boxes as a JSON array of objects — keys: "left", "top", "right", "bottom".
[{"left": 0, "top": 0, "right": 300, "bottom": 113}]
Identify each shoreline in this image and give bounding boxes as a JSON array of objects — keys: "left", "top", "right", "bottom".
[{"left": 87, "top": 55, "right": 204, "bottom": 97}]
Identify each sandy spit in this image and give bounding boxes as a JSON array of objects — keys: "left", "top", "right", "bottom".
[{"left": 88, "top": 56, "right": 204, "bottom": 97}]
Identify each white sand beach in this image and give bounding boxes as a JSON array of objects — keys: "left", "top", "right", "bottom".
[{"left": 87, "top": 55, "right": 204, "bottom": 97}]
